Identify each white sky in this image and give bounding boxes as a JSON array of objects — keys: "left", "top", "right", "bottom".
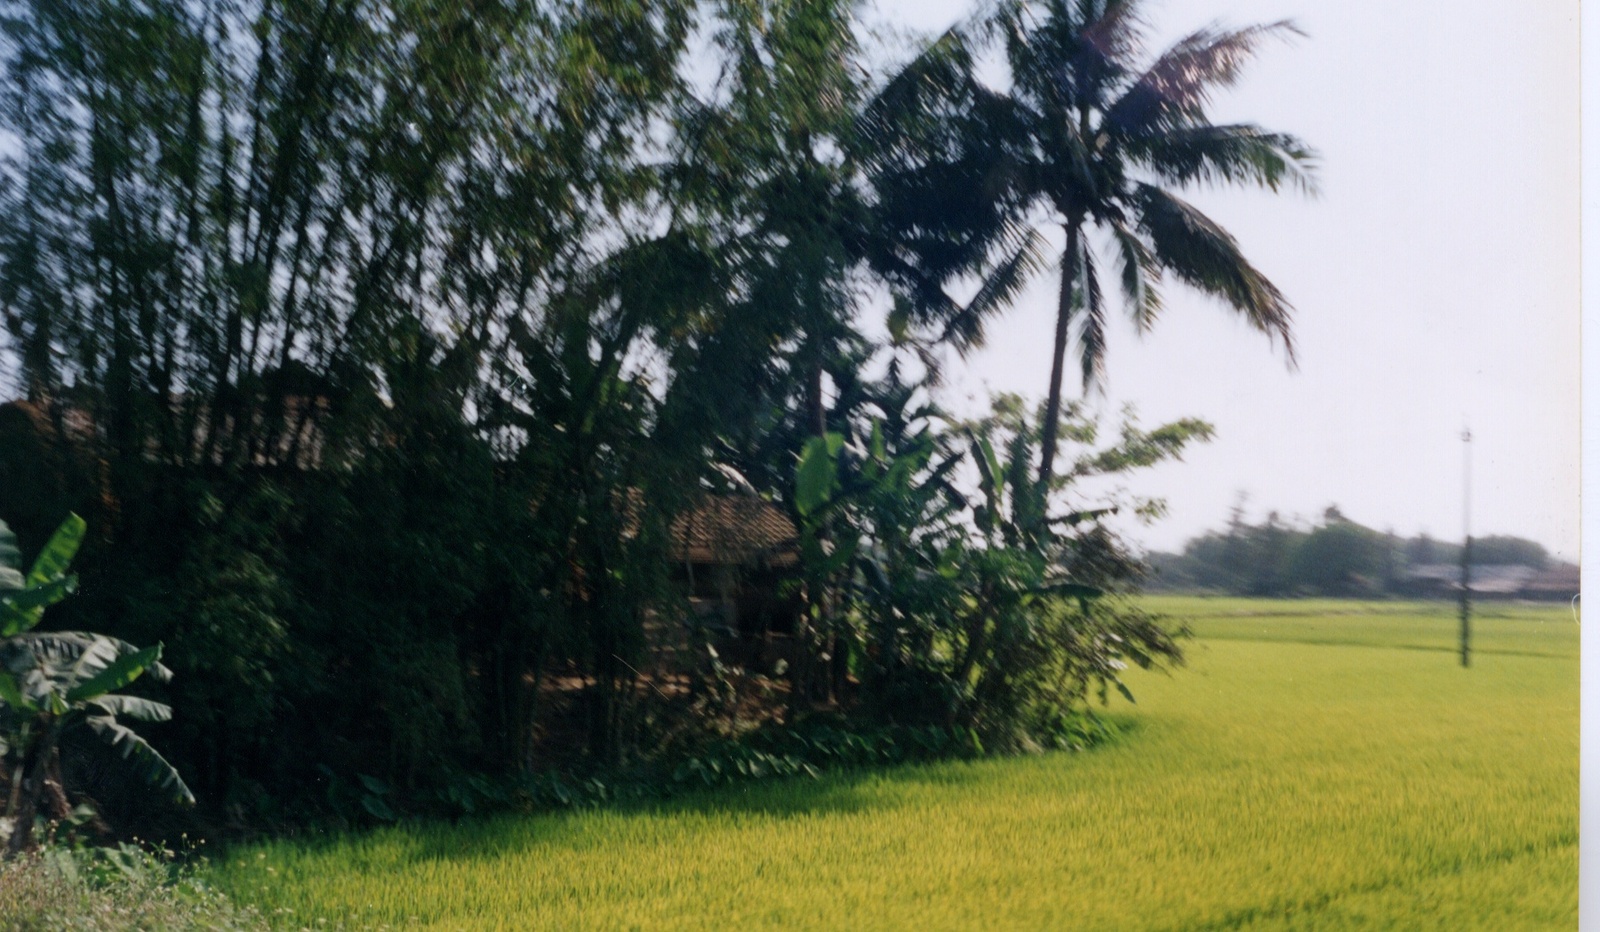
[{"left": 866, "top": 0, "right": 1581, "bottom": 560}]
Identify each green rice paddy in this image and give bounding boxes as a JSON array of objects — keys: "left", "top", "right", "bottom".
[{"left": 215, "top": 599, "right": 1578, "bottom": 929}]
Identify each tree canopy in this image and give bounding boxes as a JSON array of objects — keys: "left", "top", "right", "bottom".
[{"left": 864, "top": 0, "right": 1315, "bottom": 486}]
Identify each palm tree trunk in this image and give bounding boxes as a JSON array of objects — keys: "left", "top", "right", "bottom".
[
  {"left": 802, "top": 347, "right": 835, "bottom": 706},
  {"left": 1037, "top": 221, "right": 1081, "bottom": 487},
  {"left": 807, "top": 355, "right": 827, "bottom": 439}
]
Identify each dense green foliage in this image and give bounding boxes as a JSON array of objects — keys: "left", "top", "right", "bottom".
[
  {"left": 0, "top": 0, "right": 1308, "bottom": 838},
  {"left": 210, "top": 599, "right": 1577, "bottom": 929}
]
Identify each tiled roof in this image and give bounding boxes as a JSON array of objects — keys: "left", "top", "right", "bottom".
[{"left": 670, "top": 495, "right": 798, "bottom": 567}]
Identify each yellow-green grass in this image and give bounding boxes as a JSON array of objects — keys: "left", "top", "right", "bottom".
[{"left": 214, "top": 600, "right": 1578, "bottom": 930}]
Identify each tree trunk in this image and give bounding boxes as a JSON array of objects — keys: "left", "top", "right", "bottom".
[
  {"left": 4, "top": 731, "right": 57, "bottom": 859},
  {"left": 807, "top": 356, "right": 827, "bottom": 439},
  {"left": 1037, "top": 223, "right": 1081, "bottom": 489},
  {"left": 42, "top": 747, "right": 71, "bottom": 821},
  {"left": 799, "top": 350, "right": 833, "bottom": 707}
]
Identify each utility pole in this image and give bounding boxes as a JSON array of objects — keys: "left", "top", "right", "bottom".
[{"left": 1459, "top": 426, "right": 1472, "bottom": 667}]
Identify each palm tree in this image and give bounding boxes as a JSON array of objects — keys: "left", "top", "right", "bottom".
[{"left": 866, "top": 0, "right": 1316, "bottom": 489}]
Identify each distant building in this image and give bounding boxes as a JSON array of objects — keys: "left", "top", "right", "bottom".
[
  {"left": 1400, "top": 563, "right": 1577, "bottom": 601},
  {"left": 1519, "top": 564, "right": 1581, "bottom": 601},
  {"left": 658, "top": 494, "right": 802, "bottom": 671}
]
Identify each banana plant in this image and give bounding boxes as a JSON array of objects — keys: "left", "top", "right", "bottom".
[{"left": 0, "top": 514, "right": 192, "bottom": 858}]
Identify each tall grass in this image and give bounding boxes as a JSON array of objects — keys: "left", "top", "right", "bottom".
[
  {"left": 0, "top": 844, "right": 265, "bottom": 932},
  {"left": 213, "top": 600, "right": 1578, "bottom": 930}
]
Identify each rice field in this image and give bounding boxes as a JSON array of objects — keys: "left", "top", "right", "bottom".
[{"left": 213, "top": 598, "right": 1579, "bottom": 930}]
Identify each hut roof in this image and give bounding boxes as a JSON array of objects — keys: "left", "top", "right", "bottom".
[{"left": 670, "top": 495, "right": 798, "bottom": 567}]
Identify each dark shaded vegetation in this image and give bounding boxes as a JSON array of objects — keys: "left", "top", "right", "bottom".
[{"left": 0, "top": 0, "right": 1309, "bottom": 844}]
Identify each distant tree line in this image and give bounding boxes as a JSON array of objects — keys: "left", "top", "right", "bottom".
[{"left": 1146, "top": 502, "right": 1554, "bottom": 597}]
